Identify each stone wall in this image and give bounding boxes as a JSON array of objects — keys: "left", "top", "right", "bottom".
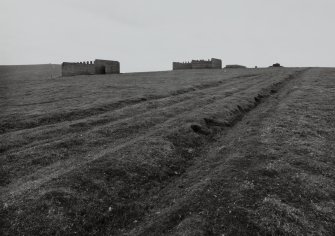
[
  {"left": 95, "top": 59, "right": 120, "bottom": 74},
  {"left": 173, "top": 62, "right": 192, "bottom": 70},
  {"left": 173, "top": 58, "right": 222, "bottom": 70},
  {"left": 191, "top": 60, "right": 213, "bottom": 69},
  {"left": 211, "top": 58, "right": 222, "bottom": 69},
  {"left": 62, "top": 59, "right": 120, "bottom": 76},
  {"left": 62, "top": 61, "right": 95, "bottom": 76}
]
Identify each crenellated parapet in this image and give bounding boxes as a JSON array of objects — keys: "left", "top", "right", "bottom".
[
  {"left": 172, "top": 58, "right": 222, "bottom": 70},
  {"left": 62, "top": 61, "right": 95, "bottom": 76},
  {"left": 191, "top": 59, "right": 213, "bottom": 69},
  {"left": 173, "top": 62, "right": 192, "bottom": 70},
  {"left": 62, "top": 59, "right": 120, "bottom": 77}
]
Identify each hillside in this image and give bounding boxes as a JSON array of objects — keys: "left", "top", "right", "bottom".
[{"left": 0, "top": 66, "right": 334, "bottom": 235}]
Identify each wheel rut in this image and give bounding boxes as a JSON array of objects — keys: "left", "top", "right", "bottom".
[
  {"left": 1, "top": 74, "right": 270, "bottom": 155},
  {"left": 127, "top": 68, "right": 310, "bottom": 235},
  {"left": 0, "top": 71, "right": 298, "bottom": 204},
  {"left": 0, "top": 76, "right": 275, "bottom": 203},
  {"left": 0, "top": 74, "right": 260, "bottom": 134}
]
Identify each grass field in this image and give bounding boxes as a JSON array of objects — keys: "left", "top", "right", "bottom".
[{"left": 0, "top": 65, "right": 334, "bottom": 235}]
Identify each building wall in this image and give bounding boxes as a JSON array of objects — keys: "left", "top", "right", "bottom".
[
  {"left": 211, "top": 58, "right": 222, "bottom": 69},
  {"left": 173, "top": 62, "right": 192, "bottom": 70},
  {"left": 95, "top": 59, "right": 120, "bottom": 74},
  {"left": 173, "top": 58, "right": 223, "bottom": 70},
  {"left": 62, "top": 62, "right": 95, "bottom": 76},
  {"left": 62, "top": 59, "right": 120, "bottom": 76},
  {"left": 191, "top": 60, "right": 213, "bottom": 69}
]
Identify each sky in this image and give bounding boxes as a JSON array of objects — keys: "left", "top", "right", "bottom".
[{"left": 1, "top": 0, "right": 335, "bottom": 72}]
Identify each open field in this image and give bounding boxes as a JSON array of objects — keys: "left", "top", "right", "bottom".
[{"left": 0, "top": 65, "right": 335, "bottom": 235}]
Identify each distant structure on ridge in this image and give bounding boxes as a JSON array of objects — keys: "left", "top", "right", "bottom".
[
  {"left": 271, "top": 63, "right": 283, "bottom": 68},
  {"left": 62, "top": 59, "right": 120, "bottom": 76},
  {"left": 173, "top": 58, "right": 222, "bottom": 70},
  {"left": 225, "top": 64, "right": 247, "bottom": 69}
]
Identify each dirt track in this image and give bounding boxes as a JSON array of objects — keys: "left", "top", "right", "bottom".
[{"left": 1, "top": 67, "right": 335, "bottom": 235}]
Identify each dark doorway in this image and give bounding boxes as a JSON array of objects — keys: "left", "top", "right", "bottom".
[{"left": 95, "top": 65, "right": 106, "bottom": 74}]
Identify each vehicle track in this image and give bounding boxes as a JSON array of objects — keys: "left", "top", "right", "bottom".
[
  {"left": 127, "top": 68, "right": 311, "bottom": 236},
  {"left": 0, "top": 74, "right": 268, "bottom": 134},
  {"left": 0, "top": 70, "right": 304, "bottom": 206},
  {"left": 0, "top": 73, "right": 283, "bottom": 155},
  {"left": 1, "top": 74, "right": 284, "bottom": 179}
]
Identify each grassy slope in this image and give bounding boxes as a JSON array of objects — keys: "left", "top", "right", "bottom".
[
  {"left": 134, "top": 68, "right": 335, "bottom": 236},
  {"left": 0, "top": 66, "right": 334, "bottom": 235}
]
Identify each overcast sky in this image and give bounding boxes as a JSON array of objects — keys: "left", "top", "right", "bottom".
[{"left": 1, "top": 0, "right": 335, "bottom": 72}]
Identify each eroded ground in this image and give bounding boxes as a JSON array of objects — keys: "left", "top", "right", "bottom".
[{"left": 0, "top": 66, "right": 334, "bottom": 235}]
